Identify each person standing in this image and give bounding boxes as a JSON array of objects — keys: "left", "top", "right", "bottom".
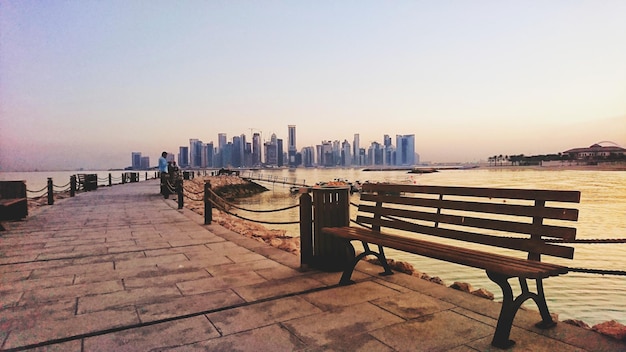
[{"left": 158, "top": 151, "right": 169, "bottom": 197}]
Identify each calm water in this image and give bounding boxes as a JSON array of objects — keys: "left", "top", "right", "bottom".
[
  {"left": 233, "top": 168, "right": 626, "bottom": 326},
  {"left": 2, "top": 168, "right": 625, "bottom": 325}
]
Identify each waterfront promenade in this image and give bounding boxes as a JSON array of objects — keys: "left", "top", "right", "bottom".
[{"left": 1, "top": 180, "right": 624, "bottom": 351}]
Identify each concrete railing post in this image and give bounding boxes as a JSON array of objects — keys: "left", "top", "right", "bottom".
[
  {"left": 47, "top": 178, "right": 54, "bottom": 205},
  {"left": 204, "top": 181, "right": 212, "bottom": 224}
]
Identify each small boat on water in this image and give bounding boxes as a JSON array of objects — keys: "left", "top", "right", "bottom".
[{"left": 408, "top": 168, "right": 438, "bottom": 174}]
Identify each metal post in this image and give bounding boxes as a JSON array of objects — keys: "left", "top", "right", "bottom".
[
  {"left": 70, "top": 175, "right": 76, "bottom": 197},
  {"left": 122, "top": 173, "right": 126, "bottom": 184},
  {"left": 177, "top": 179, "right": 183, "bottom": 209},
  {"left": 109, "top": 173, "right": 112, "bottom": 187},
  {"left": 204, "top": 181, "right": 212, "bottom": 224},
  {"left": 299, "top": 191, "right": 313, "bottom": 269},
  {"left": 47, "top": 178, "right": 54, "bottom": 205}
]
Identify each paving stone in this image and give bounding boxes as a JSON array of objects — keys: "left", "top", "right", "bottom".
[
  {"left": 17, "top": 339, "right": 83, "bottom": 352},
  {"left": 283, "top": 302, "right": 405, "bottom": 347},
  {"left": 0, "top": 275, "right": 74, "bottom": 294},
  {"left": 137, "top": 289, "right": 245, "bottom": 323},
  {"left": 2, "top": 307, "right": 139, "bottom": 350},
  {"left": 83, "top": 315, "right": 219, "bottom": 352},
  {"left": 302, "top": 281, "right": 401, "bottom": 311},
  {"left": 369, "top": 310, "right": 493, "bottom": 351},
  {"left": 123, "top": 270, "right": 211, "bottom": 289},
  {"left": 371, "top": 290, "right": 456, "bottom": 319},
  {"left": 113, "top": 253, "right": 188, "bottom": 270},
  {"left": 29, "top": 261, "right": 114, "bottom": 279},
  {"left": 305, "top": 333, "right": 395, "bottom": 352},
  {"left": 77, "top": 286, "right": 182, "bottom": 314},
  {"left": 20, "top": 280, "right": 124, "bottom": 305},
  {"left": 176, "top": 271, "right": 267, "bottom": 296},
  {"left": 233, "top": 276, "right": 325, "bottom": 302},
  {"left": 207, "top": 296, "right": 322, "bottom": 335},
  {"left": 163, "top": 324, "right": 306, "bottom": 352}
]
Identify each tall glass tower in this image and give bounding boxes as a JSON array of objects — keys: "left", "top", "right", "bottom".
[
  {"left": 395, "top": 134, "right": 415, "bottom": 166},
  {"left": 288, "top": 125, "right": 296, "bottom": 167}
]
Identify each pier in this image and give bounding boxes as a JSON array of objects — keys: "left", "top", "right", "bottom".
[{"left": 1, "top": 179, "right": 624, "bottom": 351}]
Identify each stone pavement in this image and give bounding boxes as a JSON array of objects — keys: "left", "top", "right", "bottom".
[{"left": 1, "top": 180, "right": 624, "bottom": 351}]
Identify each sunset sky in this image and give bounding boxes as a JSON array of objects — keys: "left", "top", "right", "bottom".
[{"left": 1, "top": 1, "right": 625, "bottom": 171}]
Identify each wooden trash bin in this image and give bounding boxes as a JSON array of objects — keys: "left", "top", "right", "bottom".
[{"left": 311, "top": 186, "right": 352, "bottom": 272}]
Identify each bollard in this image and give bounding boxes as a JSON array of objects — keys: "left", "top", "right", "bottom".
[
  {"left": 122, "top": 173, "right": 126, "bottom": 184},
  {"left": 70, "top": 175, "right": 76, "bottom": 197},
  {"left": 47, "top": 178, "right": 54, "bottom": 205},
  {"left": 145, "top": 172, "right": 148, "bottom": 181},
  {"left": 109, "top": 173, "right": 112, "bottom": 187},
  {"left": 299, "top": 191, "right": 313, "bottom": 269},
  {"left": 176, "top": 179, "right": 183, "bottom": 209},
  {"left": 204, "top": 181, "right": 212, "bottom": 224}
]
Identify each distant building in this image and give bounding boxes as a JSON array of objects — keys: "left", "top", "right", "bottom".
[
  {"left": 302, "top": 146, "right": 314, "bottom": 167},
  {"left": 131, "top": 152, "right": 142, "bottom": 170},
  {"left": 178, "top": 146, "right": 189, "bottom": 168},
  {"left": 396, "top": 134, "right": 416, "bottom": 166},
  {"left": 353, "top": 134, "right": 360, "bottom": 166},
  {"left": 288, "top": 125, "right": 297, "bottom": 167},
  {"left": 190, "top": 139, "right": 204, "bottom": 168},
  {"left": 564, "top": 143, "right": 626, "bottom": 160},
  {"left": 264, "top": 133, "right": 278, "bottom": 166},
  {"left": 140, "top": 156, "right": 150, "bottom": 170}
]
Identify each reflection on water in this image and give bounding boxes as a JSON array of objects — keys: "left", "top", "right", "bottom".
[{"left": 232, "top": 168, "right": 626, "bottom": 325}]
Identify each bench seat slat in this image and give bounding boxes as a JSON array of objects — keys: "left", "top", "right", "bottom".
[{"left": 322, "top": 226, "right": 568, "bottom": 278}]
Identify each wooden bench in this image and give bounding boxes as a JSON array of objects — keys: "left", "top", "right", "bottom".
[
  {"left": 77, "top": 174, "right": 98, "bottom": 191},
  {"left": 0, "top": 181, "right": 28, "bottom": 221},
  {"left": 321, "top": 183, "right": 580, "bottom": 348}
]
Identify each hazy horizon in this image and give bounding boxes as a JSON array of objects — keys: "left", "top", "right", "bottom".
[{"left": 1, "top": 1, "right": 625, "bottom": 171}]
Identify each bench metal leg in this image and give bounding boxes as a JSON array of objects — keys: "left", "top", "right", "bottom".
[
  {"left": 487, "top": 272, "right": 556, "bottom": 349},
  {"left": 338, "top": 241, "right": 394, "bottom": 286}
]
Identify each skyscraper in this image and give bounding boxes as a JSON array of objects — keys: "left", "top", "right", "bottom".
[
  {"left": 252, "top": 132, "right": 261, "bottom": 167},
  {"left": 396, "top": 134, "right": 416, "bottom": 166},
  {"left": 341, "top": 140, "right": 352, "bottom": 167},
  {"left": 353, "top": 134, "right": 360, "bottom": 166},
  {"left": 131, "top": 152, "right": 142, "bottom": 170},
  {"left": 178, "top": 146, "right": 189, "bottom": 168},
  {"left": 189, "top": 139, "right": 204, "bottom": 168},
  {"left": 288, "top": 125, "right": 296, "bottom": 167}
]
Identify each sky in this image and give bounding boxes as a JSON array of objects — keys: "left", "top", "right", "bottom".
[{"left": 1, "top": 0, "right": 625, "bottom": 171}]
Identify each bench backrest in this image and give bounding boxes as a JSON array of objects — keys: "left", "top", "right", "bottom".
[
  {"left": 357, "top": 183, "right": 580, "bottom": 261},
  {"left": 0, "top": 181, "right": 27, "bottom": 199}
]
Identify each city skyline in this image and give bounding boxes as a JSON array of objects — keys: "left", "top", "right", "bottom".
[
  {"left": 1, "top": 1, "right": 625, "bottom": 171},
  {"left": 132, "top": 128, "right": 418, "bottom": 170}
]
